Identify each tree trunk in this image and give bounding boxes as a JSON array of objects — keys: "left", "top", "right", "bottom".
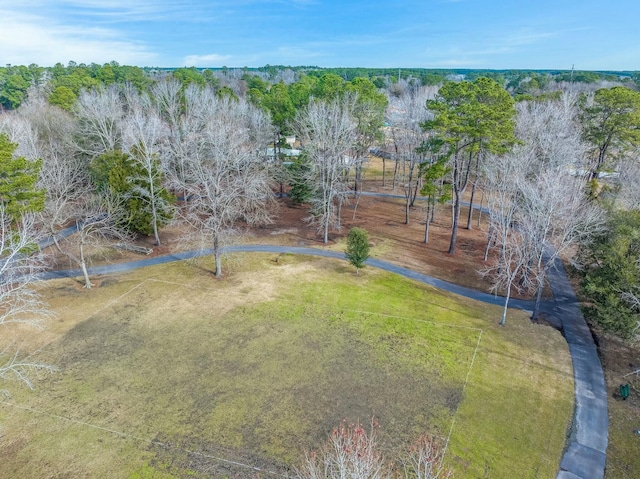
[
  {"left": 590, "top": 145, "right": 607, "bottom": 181},
  {"left": 392, "top": 159, "right": 400, "bottom": 191},
  {"left": 276, "top": 133, "right": 284, "bottom": 198},
  {"left": 323, "top": 197, "right": 330, "bottom": 244},
  {"left": 354, "top": 154, "right": 363, "bottom": 194},
  {"left": 424, "top": 199, "right": 431, "bottom": 243},
  {"left": 448, "top": 200, "right": 460, "bottom": 254},
  {"left": 214, "top": 236, "right": 222, "bottom": 277},
  {"left": 149, "top": 170, "right": 161, "bottom": 246},
  {"left": 500, "top": 283, "right": 511, "bottom": 326},
  {"left": 483, "top": 226, "right": 493, "bottom": 262},
  {"left": 531, "top": 282, "right": 544, "bottom": 321},
  {"left": 382, "top": 157, "right": 386, "bottom": 187},
  {"left": 79, "top": 243, "right": 92, "bottom": 289},
  {"left": 405, "top": 195, "right": 410, "bottom": 225},
  {"left": 466, "top": 155, "right": 480, "bottom": 230},
  {"left": 448, "top": 169, "right": 461, "bottom": 254},
  {"left": 530, "top": 253, "right": 546, "bottom": 320},
  {"left": 153, "top": 220, "right": 160, "bottom": 247},
  {"left": 467, "top": 180, "right": 477, "bottom": 230}
]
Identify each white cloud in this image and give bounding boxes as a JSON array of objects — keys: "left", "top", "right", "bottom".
[
  {"left": 182, "top": 53, "right": 232, "bottom": 67},
  {"left": 0, "top": 10, "right": 157, "bottom": 65}
]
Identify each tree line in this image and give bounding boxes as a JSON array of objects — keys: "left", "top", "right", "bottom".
[{"left": 2, "top": 61, "right": 638, "bottom": 111}]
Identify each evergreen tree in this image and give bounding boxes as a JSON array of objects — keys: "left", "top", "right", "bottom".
[
  {"left": 345, "top": 227, "right": 370, "bottom": 273},
  {"left": 90, "top": 150, "right": 173, "bottom": 236},
  {"left": 424, "top": 77, "right": 516, "bottom": 254},
  {"left": 286, "top": 154, "right": 313, "bottom": 204},
  {"left": 0, "top": 134, "right": 45, "bottom": 220},
  {"left": 579, "top": 86, "right": 640, "bottom": 181},
  {"left": 580, "top": 209, "right": 640, "bottom": 338}
]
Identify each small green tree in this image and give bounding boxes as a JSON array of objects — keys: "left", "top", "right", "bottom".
[{"left": 345, "top": 227, "right": 370, "bottom": 273}]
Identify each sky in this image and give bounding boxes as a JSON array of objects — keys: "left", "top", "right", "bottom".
[{"left": 0, "top": 0, "right": 638, "bottom": 70}]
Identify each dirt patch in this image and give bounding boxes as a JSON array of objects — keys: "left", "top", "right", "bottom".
[{"left": 147, "top": 435, "right": 291, "bottom": 479}]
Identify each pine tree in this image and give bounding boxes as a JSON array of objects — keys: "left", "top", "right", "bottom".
[
  {"left": 345, "top": 227, "right": 370, "bottom": 274},
  {"left": 0, "top": 133, "right": 44, "bottom": 220}
]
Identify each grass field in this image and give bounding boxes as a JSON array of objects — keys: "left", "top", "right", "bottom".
[{"left": 0, "top": 254, "right": 573, "bottom": 478}]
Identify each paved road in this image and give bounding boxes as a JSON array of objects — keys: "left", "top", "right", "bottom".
[
  {"left": 548, "top": 256, "right": 608, "bottom": 479},
  {"left": 38, "top": 196, "right": 607, "bottom": 479},
  {"left": 39, "top": 244, "right": 535, "bottom": 312}
]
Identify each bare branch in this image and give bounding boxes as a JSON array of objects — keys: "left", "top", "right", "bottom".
[{"left": 292, "top": 97, "right": 357, "bottom": 243}]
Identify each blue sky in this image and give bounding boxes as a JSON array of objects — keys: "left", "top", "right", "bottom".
[{"left": 0, "top": 0, "right": 638, "bottom": 70}]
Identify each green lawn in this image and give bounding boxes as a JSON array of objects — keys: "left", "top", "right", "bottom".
[{"left": 0, "top": 254, "right": 573, "bottom": 478}]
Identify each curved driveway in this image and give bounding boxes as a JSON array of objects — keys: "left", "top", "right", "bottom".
[
  {"left": 39, "top": 230, "right": 607, "bottom": 479},
  {"left": 39, "top": 244, "right": 535, "bottom": 311}
]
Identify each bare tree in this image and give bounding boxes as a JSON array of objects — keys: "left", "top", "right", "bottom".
[
  {"left": 51, "top": 192, "right": 131, "bottom": 289},
  {"left": 293, "top": 97, "right": 357, "bottom": 243},
  {"left": 515, "top": 96, "right": 602, "bottom": 319},
  {"left": 401, "top": 435, "right": 452, "bottom": 479},
  {"left": 483, "top": 226, "right": 532, "bottom": 327},
  {"left": 74, "top": 85, "right": 124, "bottom": 158},
  {"left": 387, "top": 86, "right": 433, "bottom": 224},
  {"left": 482, "top": 151, "right": 532, "bottom": 325},
  {"left": 0, "top": 206, "right": 56, "bottom": 392},
  {"left": 483, "top": 96, "right": 603, "bottom": 322},
  {"left": 0, "top": 114, "right": 40, "bottom": 159},
  {"left": 158, "top": 82, "right": 218, "bottom": 202},
  {"left": 296, "top": 421, "right": 452, "bottom": 479},
  {"left": 122, "top": 94, "right": 173, "bottom": 246},
  {"left": 179, "top": 96, "right": 275, "bottom": 277},
  {"left": 517, "top": 170, "right": 602, "bottom": 320},
  {"left": 296, "top": 421, "right": 389, "bottom": 479}
]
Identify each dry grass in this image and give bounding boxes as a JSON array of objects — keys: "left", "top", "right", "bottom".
[
  {"left": 0, "top": 255, "right": 572, "bottom": 478},
  {"left": 595, "top": 332, "right": 640, "bottom": 479}
]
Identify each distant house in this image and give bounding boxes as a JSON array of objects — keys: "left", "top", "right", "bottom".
[{"left": 264, "top": 147, "right": 301, "bottom": 159}]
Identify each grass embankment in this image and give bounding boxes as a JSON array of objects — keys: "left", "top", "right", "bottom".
[
  {"left": 595, "top": 332, "right": 640, "bottom": 479},
  {"left": 606, "top": 397, "right": 640, "bottom": 478},
  {"left": 0, "top": 254, "right": 572, "bottom": 478}
]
